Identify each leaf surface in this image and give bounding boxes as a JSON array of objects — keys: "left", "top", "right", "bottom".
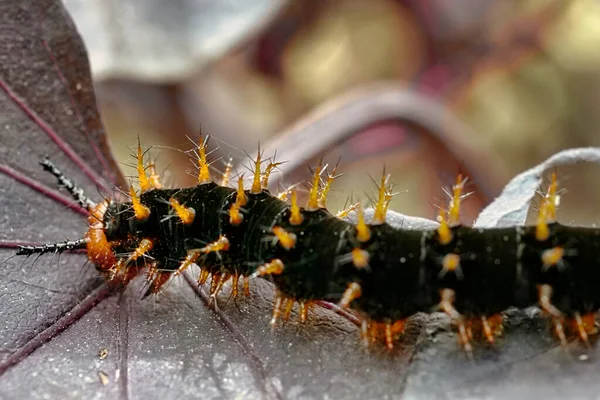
[{"left": 1, "top": 2, "right": 600, "bottom": 399}]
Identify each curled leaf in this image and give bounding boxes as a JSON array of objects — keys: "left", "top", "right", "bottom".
[{"left": 475, "top": 147, "right": 600, "bottom": 228}]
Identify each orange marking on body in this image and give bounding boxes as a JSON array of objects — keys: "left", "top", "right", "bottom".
[
  {"left": 440, "top": 253, "right": 463, "bottom": 279},
  {"left": 251, "top": 151, "right": 262, "bottom": 194},
  {"left": 355, "top": 204, "right": 371, "bottom": 243},
  {"left": 86, "top": 200, "right": 117, "bottom": 272},
  {"left": 252, "top": 259, "right": 284, "bottom": 278},
  {"left": 197, "top": 135, "right": 212, "bottom": 184},
  {"left": 339, "top": 282, "right": 362, "bottom": 308},
  {"left": 289, "top": 189, "right": 304, "bottom": 225},
  {"left": 372, "top": 171, "right": 391, "bottom": 225},
  {"left": 541, "top": 246, "right": 564, "bottom": 270},
  {"left": 146, "top": 263, "right": 158, "bottom": 283},
  {"left": 136, "top": 138, "right": 151, "bottom": 192},
  {"left": 229, "top": 177, "right": 247, "bottom": 226},
  {"left": 437, "top": 207, "right": 452, "bottom": 245},
  {"left": 351, "top": 248, "right": 369, "bottom": 269},
  {"left": 306, "top": 162, "right": 323, "bottom": 211},
  {"left": 272, "top": 226, "right": 297, "bottom": 250},
  {"left": 169, "top": 198, "right": 196, "bottom": 225},
  {"left": 130, "top": 187, "right": 150, "bottom": 221},
  {"left": 147, "top": 162, "right": 162, "bottom": 189},
  {"left": 318, "top": 162, "right": 340, "bottom": 208},
  {"left": 209, "top": 274, "right": 223, "bottom": 296},
  {"left": 277, "top": 191, "right": 289, "bottom": 201}
]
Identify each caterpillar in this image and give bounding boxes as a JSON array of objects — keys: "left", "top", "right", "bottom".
[{"left": 15, "top": 138, "right": 600, "bottom": 354}]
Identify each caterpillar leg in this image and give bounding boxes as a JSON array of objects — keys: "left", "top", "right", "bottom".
[
  {"left": 440, "top": 288, "right": 473, "bottom": 354},
  {"left": 538, "top": 284, "right": 568, "bottom": 346},
  {"left": 360, "top": 319, "right": 406, "bottom": 350},
  {"left": 538, "top": 285, "right": 599, "bottom": 346},
  {"left": 196, "top": 269, "right": 251, "bottom": 298},
  {"left": 569, "top": 313, "right": 598, "bottom": 347},
  {"left": 143, "top": 270, "right": 172, "bottom": 298},
  {"left": 209, "top": 273, "right": 231, "bottom": 297},
  {"left": 270, "top": 292, "right": 314, "bottom": 326},
  {"left": 465, "top": 315, "right": 504, "bottom": 345},
  {"left": 197, "top": 271, "right": 230, "bottom": 297}
]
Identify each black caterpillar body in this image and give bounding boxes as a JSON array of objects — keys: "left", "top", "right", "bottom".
[
  {"left": 18, "top": 144, "right": 600, "bottom": 351},
  {"left": 107, "top": 182, "right": 600, "bottom": 319}
]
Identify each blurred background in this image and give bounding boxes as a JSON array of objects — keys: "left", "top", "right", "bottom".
[{"left": 64, "top": 0, "right": 600, "bottom": 224}]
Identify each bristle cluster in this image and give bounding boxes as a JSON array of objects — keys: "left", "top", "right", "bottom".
[
  {"left": 197, "top": 135, "right": 212, "bottom": 184},
  {"left": 372, "top": 171, "right": 393, "bottom": 225},
  {"left": 536, "top": 172, "right": 559, "bottom": 241},
  {"left": 270, "top": 292, "right": 314, "bottom": 325},
  {"left": 436, "top": 174, "right": 469, "bottom": 245}
]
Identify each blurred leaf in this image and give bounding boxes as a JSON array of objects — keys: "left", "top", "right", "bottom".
[
  {"left": 253, "top": 82, "right": 510, "bottom": 203},
  {"left": 64, "top": 0, "right": 289, "bottom": 81}
]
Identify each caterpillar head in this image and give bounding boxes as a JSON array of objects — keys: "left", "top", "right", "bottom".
[{"left": 102, "top": 201, "right": 133, "bottom": 242}]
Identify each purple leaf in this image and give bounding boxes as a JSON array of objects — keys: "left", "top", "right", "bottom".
[
  {"left": 0, "top": 0, "right": 123, "bottom": 372},
  {"left": 1, "top": 1, "right": 600, "bottom": 399}
]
